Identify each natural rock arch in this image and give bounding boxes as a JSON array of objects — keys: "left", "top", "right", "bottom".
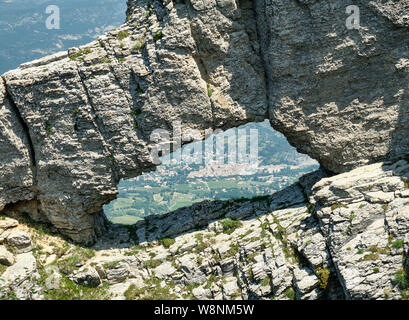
[{"left": 0, "top": 0, "right": 408, "bottom": 244}]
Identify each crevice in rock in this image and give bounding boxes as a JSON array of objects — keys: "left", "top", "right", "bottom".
[
  {"left": 244, "top": 0, "right": 270, "bottom": 121},
  {"left": 297, "top": 177, "right": 348, "bottom": 299},
  {"left": 74, "top": 68, "right": 120, "bottom": 184},
  {"left": 191, "top": 53, "right": 216, "bottom": 130},
  {"left": 1, "top": 76, "right": 38, "bottom": 189},
  {"left": 95, "top": 39, "right": 147, "bottom": 139},
  {"left": 309, "top": 214, "right": 349, "bottom": 299},
  {"left": 251, "top": 0, "right": 272, "bottom": 121},
  {"left": 105, "top": 63, "right": 150, "bottom": 146},
  {"left": 324, "top": 245, "right": 349, "bottom": 299}
]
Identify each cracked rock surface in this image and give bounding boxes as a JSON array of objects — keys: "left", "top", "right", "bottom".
[
  {"left": 0, "top": 0, "right": 266, "bottom": 243},
  {"left": 311, "top": 160, "right": 409, "bottom": 299},
  {"left": 2, "top": 162, "right": 409, "bottom": 300},
  {"left": 255, "top": 0, "right": 409, "bottom": 173},
  {"left": 1, "top": 1, "right": 409, "bottom": 299},
  {"left": 1, "top": 0, "right": 409, "bottom": 243}
]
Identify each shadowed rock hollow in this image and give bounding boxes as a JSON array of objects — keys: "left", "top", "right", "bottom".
[{"left": 0, "top": 0, "right": 409, "bottom": 244}]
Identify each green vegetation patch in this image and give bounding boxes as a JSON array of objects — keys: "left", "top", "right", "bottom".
[
  {"left": 124, "top": 277, "right": 177, "bottom": 300},
  {"left": 69, "top": 48, "right": 92, "bottom": 61},
  {"left": 130, "top": 109, "right": 142, "bottom": 117},
  {"left": 225, "top": 243, "right": 239, "bottom": 258},
  {"left": 132, "top": 38, "right": 145, "bottom": 51},
  {"left": 56, "top": 247, "right": 95, "bottom": 275},
  {"left": 0, "top": 264, "right": 7, "bottom": 276},
  {"left": 160, "top": 238, "right": 175, "bottom": 248},
  {"left": 143, "top": 259, "right": 163, "bottom": 269},
  {"left": 360, "top": 253, "right": 379, "bottom": 261},
  {"left": 207, "top": 83, "right": 213, "bottom": 97},
  {"left": 44, "top": 276, "right": 110, "bottom": 300},
  {"left": 46, "top": 123, "right": 52, "bottom": 136},
  {"left": 316, "top": 267, "right": 331, "bottom": 290},
  {"left": 392, "top": 239, "right": 404, "bottom": 249},
  {"left": 368, "top": 245, "right": 390, "bottom": 255},
  {"left": 394, "top": 269, "right": 409, "bottom": 290},
  {"left": 284, "top": 287, "right": 295, "bottom": 300},
  {"left": 124, "top": 245, "right": 143, "bottom": 256},
  {"left": 116, "top": 31, "right": 130, "bottom": 41},
  {"left": 98, "top": 57, "right": 112, "bottom": 64},
  {"left": 330, "top": 203, "right": 348, "bottom": 211},
  {"left": 153, "top": 30, "right": 163, "bottom": 41},
  {"left": 220, "top": 218, "right": 243, "bottom": 235},
  {"left": 103, "top": 260, "right": 121, "bottom": 269},
  {"left": 260, "top": 277, "right": 271, "bottom": 287}
]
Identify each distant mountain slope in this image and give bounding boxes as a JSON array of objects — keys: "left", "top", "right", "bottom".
[{"left": 0, "top": 0, "right": 126, "bottom": 74}]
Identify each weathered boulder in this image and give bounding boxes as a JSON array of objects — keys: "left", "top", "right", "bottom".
[
  {"left": 5, "top": 229, "right": 32, "bottom": 253},
  {"left": 0, "top": 246, "right": 15, "bottom": 266},
  {"left": 44, "top": 266, "right": 62, "bottom": 290},
  {"left": 0, "top": 218, "right": 18, "bottom": 231},
  {"left": 311, "top": 160, "right": 409, "bottom": 299},
  {"left": 71, "top": 266, "right": 101, "bottom": 288},
  {"left": 105, "top": 262, "right": 130, "bottom": 285},
  {"left": 0, "top": 252, "right": 42, "bottom": 300}
]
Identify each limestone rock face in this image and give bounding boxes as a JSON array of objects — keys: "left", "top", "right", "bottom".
[
  {"left": 0, "top": 0, "right": 266, "bottom": 244},
  {"left": 310, "top": 160, "right": 409, "bottom": 299},
  {"left": 0, "top": 217, "right": 42, "bottom": 299},
  {"left": 0, "top": 0, "right": 409, "bottom": 244},
  {"left": 1, "top": 162, "right": 409, "bottom": 299},
  {"left": 0, "top": 79, "right": 35, "bottom": 212},
  {"left": 255, "top": 0, "right": 409, "bottom": 173},
  {"left": 0, "top": 246, "right": 15, "bottom": 266}
]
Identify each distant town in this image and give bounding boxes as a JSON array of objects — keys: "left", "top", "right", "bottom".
[{"left": 104, "top": 121, "right": 319, "bottom": 224}]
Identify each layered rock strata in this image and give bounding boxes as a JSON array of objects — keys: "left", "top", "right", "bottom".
[
  {"left": 1, "top": 0, "right": 409, "bottom": 244},
  {"left": 0, "top": 0, "right": 266, "bottom": 243},
  {"left": 2, "top": 161, "right": 409, "bottom": 300}
]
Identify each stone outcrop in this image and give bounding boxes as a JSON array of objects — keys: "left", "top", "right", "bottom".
[
  {"left": 2, "top": 161, "right": 409, "bottom": 300},
  {"left": 0, "top": 217, "right": 42, "bottom": 300},
  {"left": 0, "top": 0, "right": 266, "bottom": 243},
  {"left": 0, "top": 79, "right": 35, "bottom": 213},
  {"left": 255, "top": 0, "right": 409, "bottom": 173},
  {"left": 311, "top": 160, "right": 409, "bottom": 299},
  {"left": 0, "top": 0, "right": 408, "bottom": 254}
]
